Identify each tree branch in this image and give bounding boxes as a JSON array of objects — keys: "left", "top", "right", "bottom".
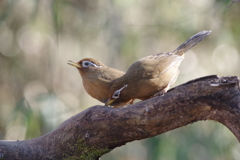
[{"left": 0, "top": 75, "right": 240, "bottom": 160}]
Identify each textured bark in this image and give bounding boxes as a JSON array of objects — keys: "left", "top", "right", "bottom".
[{"left": 0, "top": 75, "right": 240, "bottom": 160}]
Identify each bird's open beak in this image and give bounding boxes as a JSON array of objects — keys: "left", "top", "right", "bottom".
[
  {"left": 68, "top": 60, "right": 81, "bottom": 68},
  {"left": 105, "top": 98, "right": 115, "bottom": 106}
]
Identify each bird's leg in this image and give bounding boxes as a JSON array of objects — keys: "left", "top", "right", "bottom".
[
  {"left": 154, "top": 84, "right": 170, "bottom": 97},
  {"left": 155, "top": 70, "right": 179, "bottom": 97},
  {"left": 154, "top": 90, "right": 165, "bottom": 97},
  {"left": 128, "top": 99, "right": 135, "bottom": 104}
]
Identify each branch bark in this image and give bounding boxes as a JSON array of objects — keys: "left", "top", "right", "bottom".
[{"left": 0, "top": 75, "right": 240, "bottom": 160}]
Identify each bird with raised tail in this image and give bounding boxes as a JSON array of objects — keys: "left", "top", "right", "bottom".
[
  {"left": 105, "top": 30, "right": 211, "bottom": 108},
  {"left": 68, "top": 58, "right": 128, "bottom": 105}
]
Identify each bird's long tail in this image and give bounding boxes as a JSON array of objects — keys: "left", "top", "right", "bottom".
[{"left": 172, "top": 30, "right": 211, "bottom": 56}]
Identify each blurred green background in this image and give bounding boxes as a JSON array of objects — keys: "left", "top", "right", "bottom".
[{"left": 0, "top": 0, "right": 239, "bottom": 159}]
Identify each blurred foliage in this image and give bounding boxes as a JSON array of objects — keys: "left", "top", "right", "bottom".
[{"left": 0, "top": 0, "right": 239, "bottom": 159}]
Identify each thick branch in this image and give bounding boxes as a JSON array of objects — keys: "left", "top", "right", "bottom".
[{"left": 0, "top": 75, "right": 240, "bottom": 160}]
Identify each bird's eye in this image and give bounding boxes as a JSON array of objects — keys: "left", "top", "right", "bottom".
[
  {"left": 112, "top": 91, "right": 120, "bottom": 99},
  {"left": 82, "top": 61, "right": 92, "bottom": 68},
  {"left": 111, "top": 84, "right": 128, "bottom": 99},
  {"left": 82, "top": 60, "right": 102, "bottom": 68}
]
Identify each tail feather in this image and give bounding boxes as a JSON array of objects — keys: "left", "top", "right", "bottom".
[{"left": 172, "top": 30, "right": 211, "bottom": 56}]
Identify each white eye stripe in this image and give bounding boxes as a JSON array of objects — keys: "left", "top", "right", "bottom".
[
  {"left": 82, "top": 61, "right": 102, "bottom": 68},
  {"left": 112, "top": 84, "right": 128, "bottom": 99},
  {"left": 92, "top": 64, "right": 102, "bottom": 68}
]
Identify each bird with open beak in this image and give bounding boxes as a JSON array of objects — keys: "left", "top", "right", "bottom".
[{"left": 68, "top": 58, "right": 129, "bottom": 105}]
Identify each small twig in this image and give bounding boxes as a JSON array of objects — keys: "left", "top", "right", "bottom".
[{"left": 228, "top": 0, "right": 240, "bottom": 8}]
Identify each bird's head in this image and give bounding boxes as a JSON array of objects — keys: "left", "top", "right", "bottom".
[
  {"left": 105, "top": 84, "right": 129, "bottom": 108},
  {"left": 68, "top": 58, "right": 104, "bottom": 75}
]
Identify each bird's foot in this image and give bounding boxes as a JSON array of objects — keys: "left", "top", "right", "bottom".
[
  {"left": 128, "top": 99, "right": 135, "bottom": 104},
  {"left": 154, "top": 90, "right": 166, "bottom": 97}
]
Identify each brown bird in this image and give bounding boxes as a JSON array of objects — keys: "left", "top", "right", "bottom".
[
  {"left": 68, "top": 58, "right": 126, "bottom": 104},
  {"left": 105, "top": 30, "right": 211, "bottom": 108}
]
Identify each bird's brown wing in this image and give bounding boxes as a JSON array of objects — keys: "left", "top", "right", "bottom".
[
  {"left": 84, "top": 67, "right": 124, "bottom": 103},
  {"left": 126, "top": 52, "right": 184, "bottom": 79}
]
